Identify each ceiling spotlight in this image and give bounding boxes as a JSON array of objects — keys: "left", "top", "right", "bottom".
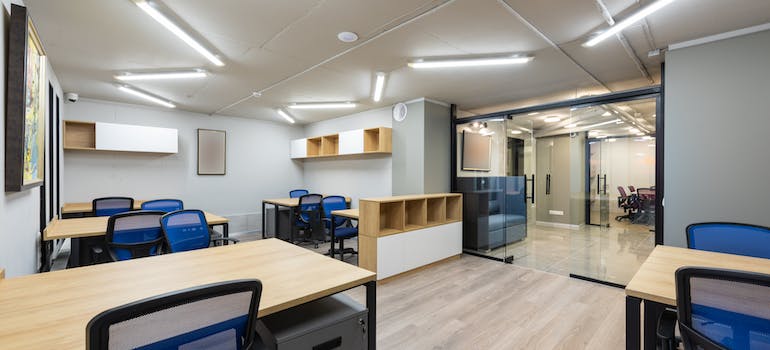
[
  {"left": 115, "top": 69, "right": 207, "bottom": 81},
  {"left": 288, "top": 102, "right": 357, "bottom": 109},
  {"left": 337, "top": 31, "right": 359, "bottom": 43},
  {"left": 276, "top": 109, "right": 295, "bottom": 124},
  {"left": 372, "top": 72, "right": 386, "bottom": 102},
  {"left": 544, "top": 117, "right": 561, "bottom": 123},
  {"left": 584, "top": 0, "right": 678, "bottom": 47},
  {"left": 527, "top": 112, "right": 540, "bottom": 116},
  {"left": 510, "top": 130, "right": 523, "bottom": 134},
  {"left": 117, "top": 85, "right": 175, "bottom": 108},
  {"left": 408, "top": 55, "right": 533, "bottom": 69}
]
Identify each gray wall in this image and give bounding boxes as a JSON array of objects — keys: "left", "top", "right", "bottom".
[
  {"left": 423, "top": 101, "right": 451, "bottom": 193},
  {"left": 63, "top": 99, "right": 304, "bottom": 234},
  {"left": 664, "top": 29, "right": 770, "bottom": 246},
  {"left": 302, "top": 106, "right": 393, "bottom": 207}
]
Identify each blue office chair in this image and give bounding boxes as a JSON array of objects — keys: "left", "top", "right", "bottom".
[
  {"left": 322, "top": 196, "right": 358, "bottom": 261},
  {"left": 289, "top": 189, "right": 309, "bottom": 198},
  {"left": 96, "top": 210, "right": 165, "bottom": 262},
  {"left": 141, "top": 199, "right": 184, "bottom": 213},
  {"left": 161, "top": 210, "right": 238, "bottom": 253},
  {"left": 687, "top": 222, "right": 770, "bottom": 259},
  {"left": 92, "top": 197, "right": 134, "bottom": 217},
  {"left": 675, "top": 267, "right": 770, "bottom": 350},
  {"left": 86, "top": 279, "right": 262, "bottom": 350},
  {"left": 294, "top": 194, "right": 324, "bottom": 246}
]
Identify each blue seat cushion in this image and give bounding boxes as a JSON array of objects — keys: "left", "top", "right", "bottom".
[
  {"left": 333, "top": 227, "right": 358, "bottom": 239},
  {"left": 488, "top": 214, "right": 526, "bottom": 231}
]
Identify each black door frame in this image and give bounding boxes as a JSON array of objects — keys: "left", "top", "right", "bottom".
[{"left": 450, "top": 85, "right": 664, "bottom": 247}]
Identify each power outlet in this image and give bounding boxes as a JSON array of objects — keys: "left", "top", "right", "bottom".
[{"left": 549, "top": 210, "right": 564, "bottom": 216}]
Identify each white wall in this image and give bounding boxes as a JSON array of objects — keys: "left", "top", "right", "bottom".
[
  {"left": 63, "top": 99, "right": 304, "bottom": 234},
  {"left": 0, "top": 0, "right": 64, "bottom": 277},
  {"left": 301, "top": 106, "right": 393, "bottom": 207},
  {"left": 664, "top": 29, "right": 770, "bottom": 246},
  {"left": 599, "top": 138, "right": 656, "bottom": 213}
]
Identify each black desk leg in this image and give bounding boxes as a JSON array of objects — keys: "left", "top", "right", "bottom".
[
  {"left": 289, "top": 206, "right": 295, "bottom": 243},
  {"left": 66, "top": 237, "right": 82, "bottom": 268},
  {"left": 222, "top": 223, "right": 230, "bottom": 245},
  {"left": 261, "top": 201, "right": 267, "bottom": 239},
  {"left": 365, "top": 281, "right": 376, "bottom": 350},
  {"left": 330, "top": 215, "right": 337, "bottom": 259},
  {"left": 644, "top": 300, "right": 666, "bottom": 350},
  {"left": 626, "top": 295, "right": 641, "bottom": 350},
  {"left": 275, "top": 204, "right": 280, "bottom": 240}
]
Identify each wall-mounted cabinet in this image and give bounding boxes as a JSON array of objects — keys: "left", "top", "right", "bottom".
[
  {"left": 64, "top": 121, "right": 178, "bottom": 154},
  {"left": 290, "top": 127, "right": 391, "bottom": 160}
]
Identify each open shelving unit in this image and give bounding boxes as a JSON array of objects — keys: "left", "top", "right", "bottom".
[
  {"left": 360, "top": 193, "right": 462, "bottom": 237},
  {"left": 64, "top": 121, "right": 96, "bottom": 150},
  {"left": 290, "top": 127, "right": 391, "bottom": 160},
  {"left": 63, "top": 120, "right": 177, "bottom": 154}
]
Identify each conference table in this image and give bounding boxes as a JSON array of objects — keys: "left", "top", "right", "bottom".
[
  {"left": 44, "top": 212, "right": 229, "bottom": 267},
  {"left": 0, "top": 239, "right": 377, "bottom": 349},
  {"left": 261, "top": 196, "right": 351, "bottom": 241},
  {"left": 330, "top": 208, "right": 360, "bottom": 261},
  {"left": 625, "top": 245, "right": 770, "bottom": 350}
]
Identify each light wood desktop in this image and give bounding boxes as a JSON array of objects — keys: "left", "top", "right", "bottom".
[
  {"left": 331, "top": 208, "right": 359, "bottom": 219},
  {"left": 0, "top": 239, "right": 376, "bottom": 349},
  {"left": 61, "top": 200, "right": 146, "bottom": 215},
  {"left": 625, "top": 245, "right": 770, "bottom": 350},
  {"left": 43, "top": 212, "right": 228, "bottom": 241}
]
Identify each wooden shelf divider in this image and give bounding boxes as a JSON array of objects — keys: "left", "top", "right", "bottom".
[
  {"left": 360, "top": 193, "right": 463, "bottom": 237},
  {"left": 321, "top": 134, "right": 339, "bottom": 156},
  {"left": 426, "top": 197, "right": 446, "bottom": 225},
  {"left": 306, "top": 137, "right": 322, "bottom": 157},
  {"left": 291, "top": 127, "right": 391, "bottom": 160}
]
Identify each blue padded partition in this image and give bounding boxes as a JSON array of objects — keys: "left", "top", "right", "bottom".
[
  {"left": 161, "top": 210, "right": 212, "bottom": 253},
  {"left": 687, "top": 223, "right": 770, "bottom": 259},
  {"left": 141, "top": 199, "right": 184, "bottom": 213},
  {"left": 289, "top": 189, "right": 309, "bottom": 198}
]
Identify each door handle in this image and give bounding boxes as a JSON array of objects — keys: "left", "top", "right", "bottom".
[
  {"left": 545, "top": 174, "right": 551, "bottom": 195},
  {"left": 597, "top": 175, "right": 601, "bottom": 195},
  {"left": 603, "top": 174, "right": 608, "bottom": 195}
]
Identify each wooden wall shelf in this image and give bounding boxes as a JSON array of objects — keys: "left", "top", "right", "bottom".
[
  {"left": 290, "top": 127, "right": 391, "bottom": 160},
  {"left": 63, "top": 120, "right": 178, "bottom": 154},
  {"left": 360, "top": 193, "right": 462, "bottom": 237}
]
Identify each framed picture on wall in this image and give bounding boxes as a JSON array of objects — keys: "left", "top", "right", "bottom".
[
  {"left": 5, "top": 4, "right": 47, "bottom": 192},
  {"left": 197, "top": 129, "right": 226, "bottom": 175}
]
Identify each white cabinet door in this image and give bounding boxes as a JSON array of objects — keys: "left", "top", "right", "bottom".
[
  {"left": 290, "top": 139, "right": 307, "bottom": 158},
  {"left": 95, "top": 122, "right": 178, "bottom": 153},
  {"left": 338, "top": 129, "right": 364, "bottom": 155}
]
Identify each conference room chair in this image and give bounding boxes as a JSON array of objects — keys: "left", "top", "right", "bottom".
[
  {"left": 92, "top": 197, "right": 134, "bottom": 217},
  {"left": 674, "top": 267, "right": 770, "bottom": 350},
  {"left": 86, "top": 279, "right": 262, "bottom": 350},
  {"left": 140, "top": 199, "right": 184, "bottom": 213},
  {"left": 92, "top": 210, "right": 166, "bottom": 262},
  {"left": 615, "top": 186, "right": 639, "bottom": 222},
  {"left": 289, "top": 189, "right": 309, "bottom": 198},
  {"left": 294, "top": 194, "right": 324, "bottom": 247},
  {"left": 160, "top": 210, "right": 238, "bottom": 253},
  {"left": 687, "top": 222, "right": 770, "bottom": 259},
  {"left": 628, "top": 185, "right": 636, "bottom": 193},
  {"left": 322, "top": 195, "right": 358, "bottom": 261}
]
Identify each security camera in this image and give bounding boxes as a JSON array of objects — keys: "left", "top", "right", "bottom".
[{"left": 65, "top": 93, "right": 79, "bottom": 103}]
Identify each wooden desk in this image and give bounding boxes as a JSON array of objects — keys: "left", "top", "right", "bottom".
[
  {"left": 331, "top": 208, "right": 359, "bottom": 219},
  {"left": 61, "top": 200, "right": 146, "bottom": 216},
  {"left": 44, "top": 212, "right": 229, "bottom": 268},
  {"left": 261, "top": 196, "right": 351, "bottom": 240},
  {"left": 0, "top": 239, "right": 377, "bottom": 349},
  {"left": 625, "top": 245, "right": 770, "bottom": 350}
]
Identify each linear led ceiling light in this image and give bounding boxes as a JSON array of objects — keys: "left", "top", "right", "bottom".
[
  {"left": 372, "top": 72, "right": 386, "bottom": 102},
  {"left": 584, "top": 118, "right": 622, "bottom": 129},
  {"left": 117, "top": 85, "right": 175, "bottom": 108},
  {"left": 276, "top": 109, "right": 295, "bottom": 124},
  {"left": 115, "top": 69, "right": 207, "bottom": 81},
  {"left": 287, "top": 102, "right": 356, "bottom": 109},
  {"left": 134, "top": 0, "right": 225, "bottom": 66},
  {"left": 584, "top": 0, "right": 677, "bottom": 47},
  {"left": 408, "top": 55, "right": 533, "bottom": 69}
]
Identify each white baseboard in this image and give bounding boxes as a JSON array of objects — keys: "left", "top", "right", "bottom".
[{"left": 535, "top": 221, "right": 583, "bottom": 230}]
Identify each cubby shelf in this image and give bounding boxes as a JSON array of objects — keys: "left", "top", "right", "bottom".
[
  {"left": 290, "top": 127, "right": 391, "bottom": 160},
  {"left": 360, "top": 193, "right": 463, "bottom": 237},
  {"left": 63, "top": 120, "right": 178, "bottom": 154}
]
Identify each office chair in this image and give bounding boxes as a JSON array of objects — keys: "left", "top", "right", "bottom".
[
  {"left": 675, "top": 267, "right": 770, "bottom": 350},
  {"left": 289, "top": 189, "right": 309, "bottom": 198},
  {"left": 294, "top": 194, "right": 324, "bottom": 247},
  {"left": 86, "top": 279, "right": 262, "bottom": 350},
  {"left": 322, "top": 196, "right": 358, "bottom": 261},
  {"left": 92, "top": 197, "right": 134, "bottom": 217},
  {"left": 615, "top": 186, "right": 639, "bottom": 222},
  {"left": 140, "top": 199, "right": 184, "bottom": 213},
  {"left": 161, "top": 210, "right": 238, "bottom": 253},
  {"left": 628, "top": 185, "right": 636, "bottom": 193},
  {"left": 632, "top": 188, "right": 655, "bottom": 226},
  {"left": 92, "top": 210, "right": 166, "bottom": 262},
  {"left": 687, "top": 222, "right": 770, "bottom": 259}
]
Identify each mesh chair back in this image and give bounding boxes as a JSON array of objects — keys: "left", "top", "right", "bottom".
[
  {"left": 687, "top": 223, "right": 770, "bottom": 259},
  {"left": 676, "top": 267, "right": 770, "bottom": 350},
  {"left": 161, "top": 210, "right": 212, "bottom": 253},
  {"left": 289, "top": 189, "right": 309, "bottom": 198},
  {"left": 87, "top": 279, "right": 262, "bottom": 350},
  {"left": 141, "top": 199, "right": 184, "bottom": 213},
  {"left": 298, "top": 194, "right": 323, "bottom": 224},
  {"left": 322, "top": 196, "right": 348, "bottom": 227},
  {"left": 106, "top": 211, "right": 165, "bottom": 261},
  {"left": 618, "top": 186, "right": 628, "bottom": 198},
  {"left": 637, "top": 188, "right": 655, "bottom": 201},
  {"left": 628, "top": 185, "right": 636, "bottom": 192},
  {"left": 94, "top": 197, "right": 134, "bottom": 217}
]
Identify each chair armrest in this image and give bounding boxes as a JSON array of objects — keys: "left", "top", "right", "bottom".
[
  {"left": 210, "top": 237, "right": 240, "bottom": 245},
  {"left": 657, "top": 309, "right": 679, "bottom": 350}
]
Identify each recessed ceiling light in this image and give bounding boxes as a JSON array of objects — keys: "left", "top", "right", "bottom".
[
  {"left": 337, "top": 31, "right": 359, "bottom": 43},
  {"left": 276, "top": 109, "right": 295, "bottom": 124},
  {"left": 602, "top": 111, "right": 612, "bottom": 117},
  {"left": 527, "top": 112, "right": 540, "bottom": 116},
  {"left": 134, "top": 0, "right": 224, "bottom": 66},
  {"left": 510, "top": 130, "right": 523, "bottom": 134},
  {"left": 584, "top": 0, "right": 678, "bottom": 47},
  {"left": 544, "top": 117, "right": 561, "bottom": 123},
  {"left": 408, "top": 55, "right": 533, "bottom": 69},
  {"left": 115, "top": 69, "right": 207, "bottom": 81},
  {"left": 117, "top": 85, "right": 175, "bottom": 108},
  {"left": 288, "top": 102, "right": 357, "bottom": 109}
]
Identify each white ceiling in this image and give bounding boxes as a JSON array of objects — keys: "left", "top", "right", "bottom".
[{"left": 25, "top": 0, "right": 770, "bottom": 124}]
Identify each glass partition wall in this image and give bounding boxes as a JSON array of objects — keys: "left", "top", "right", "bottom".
[{"left": 455, "top": 93, "right": 658, "bottom": 286}]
